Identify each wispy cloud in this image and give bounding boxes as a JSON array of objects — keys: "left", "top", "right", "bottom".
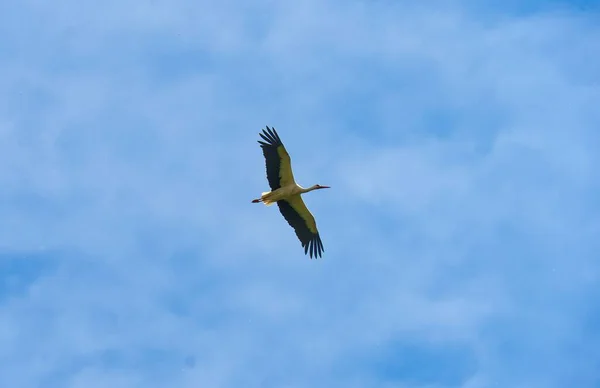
[{"left": 1, "top": 1, "right": 599, "bottom": 387}]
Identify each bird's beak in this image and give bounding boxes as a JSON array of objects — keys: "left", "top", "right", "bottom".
[{"left": 320, "top": 185, "right": 331, "bottom": 189}]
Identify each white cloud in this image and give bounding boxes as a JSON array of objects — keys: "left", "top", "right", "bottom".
[{"left": 1, "top": 0, "right": 599, "bottom": 387}]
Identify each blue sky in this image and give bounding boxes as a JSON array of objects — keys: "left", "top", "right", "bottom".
[{"left": 1, "top": 0, "right": 599, "bottom": 387}]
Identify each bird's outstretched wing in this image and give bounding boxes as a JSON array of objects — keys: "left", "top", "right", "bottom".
[
  {"left": 277, "top": 195, "right": 324, "bottom": 259},
  {"left": 257, "top": 126, "right": 296, "bottom": 190}
]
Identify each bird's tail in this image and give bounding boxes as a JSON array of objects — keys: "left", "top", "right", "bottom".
[{"left": 252, "top": 192, "right": 275, "bottom": 206}]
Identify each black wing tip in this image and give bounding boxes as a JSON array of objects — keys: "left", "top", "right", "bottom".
[
  {"left": 258, "top": 126, "right": 282, "bottom": 146},
  {"left": 304, "top": 233, "right": 324, "bottom": 259}
]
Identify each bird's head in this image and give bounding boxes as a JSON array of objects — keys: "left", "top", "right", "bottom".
[{"left": 313, "top": 184, "right": 331, "bottom": 190}]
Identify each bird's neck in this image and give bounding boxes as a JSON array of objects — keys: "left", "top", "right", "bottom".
[{"left": 299, "top": 185, "right": 319, "bottom": 194}]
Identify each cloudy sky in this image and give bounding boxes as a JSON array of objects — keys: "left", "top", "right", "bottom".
[{"left": 1, "top": 0, "right": 600, "bottom": 387}]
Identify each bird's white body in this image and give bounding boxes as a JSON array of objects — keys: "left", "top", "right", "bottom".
[{"left": 260, "top": 184, "right": 318, "bottom": 206}]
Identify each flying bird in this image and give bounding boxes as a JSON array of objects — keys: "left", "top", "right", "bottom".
[{"left": 252, "top": 126, "right": 330, "bottom": 259}]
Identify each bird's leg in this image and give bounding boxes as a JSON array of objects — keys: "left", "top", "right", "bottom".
[{"left": 252, "top": 191, "right": 274, "bottom": 204}]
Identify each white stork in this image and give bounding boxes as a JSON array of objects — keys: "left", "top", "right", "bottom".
[{"left": 252, "top": 126, "right": 330, "bottom": 259}]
